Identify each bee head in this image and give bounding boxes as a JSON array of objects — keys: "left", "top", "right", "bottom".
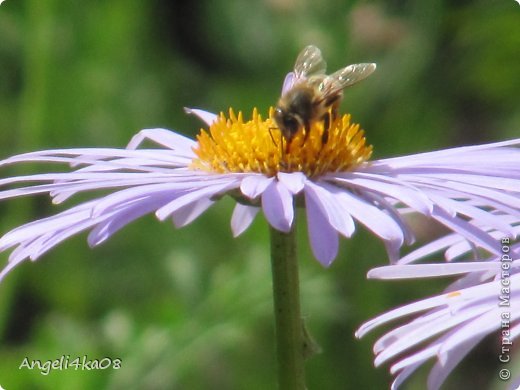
[{"left": 274, "top": 107, "right": 300, "bottom": 140}]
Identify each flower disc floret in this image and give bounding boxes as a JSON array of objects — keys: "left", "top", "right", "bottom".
[{"left": 191, "top": 108, "right": 373, "bottom": 178}]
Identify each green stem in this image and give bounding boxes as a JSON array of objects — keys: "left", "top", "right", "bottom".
[{"left": 269, "top": 225, "right": 306, "bottom": 389}]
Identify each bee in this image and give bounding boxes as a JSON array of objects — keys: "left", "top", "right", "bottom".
[{"left": 274, "top": 45, "right": 376, "bottom": 152}]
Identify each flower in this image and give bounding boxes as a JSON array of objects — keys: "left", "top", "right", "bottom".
[
  {"left": 0, "top": 105, "right": 519, "bottom": 280},
  {"left": 356, "top": 219, "right": 520, "bottom": 389}
]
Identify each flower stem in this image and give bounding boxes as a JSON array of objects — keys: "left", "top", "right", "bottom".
[{"left": 269, "top": 224, "right": 306, "bottom": 389}]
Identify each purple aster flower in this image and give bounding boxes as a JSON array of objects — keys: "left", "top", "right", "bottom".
[
  {"left": 356, "top": 219, "right": 520, "bottom": 389},
  {"left": 0, "top": 105, "right": 519, "bottom": 280}
]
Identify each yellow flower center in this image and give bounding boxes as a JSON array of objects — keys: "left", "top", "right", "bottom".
[{"left": 191, "top": 108, "right": 372, "bottom": 178}]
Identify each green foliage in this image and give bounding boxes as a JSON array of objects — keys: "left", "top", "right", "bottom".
[{"left": 0, "top": 1, "right": 517, "bottom": 389}]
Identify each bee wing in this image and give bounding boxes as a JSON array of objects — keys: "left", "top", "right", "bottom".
[
  {"left": 319, "top": 63, "right": 376, "bottom": 98},
  {"left": 293, "top": 45, "right": 327, "bottom": 80}
]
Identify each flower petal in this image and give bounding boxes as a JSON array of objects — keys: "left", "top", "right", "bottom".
[
  {"left": 126, "top": 128, "right": 196, "bottom": 154},
  {"left": 373, "top": 303, "right": 489, "bottom": 367},
  {"left": 426, "top": 310, "right": 508, "bottom": 390},
  {"left": 156, "top": 180, "right": 239, "bottom": 221},
  {"left": 304, "top": 182, "right": 355, "bottom": 238},
  {"left": 397, "top": 232, "right": 463, "bottom": 264},
  {"left": 332, "top": 173, "right": 434, "bottom": 215},
  {"left": 184, "top": 108, "right": 218, "bottom": 126},
  {"left": 281, "top": 72, "right": 295, "bottom": 95},
  {"left": 391, "top": 363, "right": 423, "bottom": 390},
  {"left": 432, "top": 206, "right": 501, "bottom": 255},
  {"left": 261, "top": 180, "right": 294, "bottom": 233},
  {"left": 427, "top": 336, "right": 485, "bottom": 390},
  {"left": 367, "top": 262, "right": 503, "bottom": 280},
  {"left": 240, "top": 175, "right": 273, "bottom": 199},
  {"left": 231, "top": 204, "right": 259, "bottom": 237},
  {"left": 88, "top": 197, "right": 166, "bottom": 246},
  {"left": 304, "top": 186, "right": 340, "bottom": 266},
  {"left": 277, "top": 172, "right": 306, "bottom": 194},
  {"left": 172, "top": 197, "right": 215, "bottom": 228},
  {"left": 328, "top": 187, "right": 405, "bottom": 257},
  {"left": 355, "top": 277, "right": 503, "bottom": 338}
]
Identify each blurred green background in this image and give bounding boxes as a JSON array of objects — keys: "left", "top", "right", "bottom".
[{"left": 0, "top": 0, "right": 519, "bottom": 389}]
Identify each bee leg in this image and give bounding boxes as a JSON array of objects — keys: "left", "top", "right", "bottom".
[
  {"left": 301, "top": 122, "right": 311, "bottom": 148},
  {"left": 285, "top": 136, "right": 292, "bottom": 154},
  {"left": 268, "top": 127, "right": 278, "bottom": 146},
  {"left": 326, "top": 95, "right": 341, "bottom": 119},
  {"left": 268, "top": 128, "right": 276, "bottom": 144},
  {"left": 322, "top": 96, "right": 341, "bottom": 145},
  {"left": 269, "top": 126, "right": 286, "bottom": 157},
  {"left": 321, "top": 112, "right": 331, "bottom": 145}
]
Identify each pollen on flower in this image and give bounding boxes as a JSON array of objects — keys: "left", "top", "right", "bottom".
[
  {"left": 190, "top": 108, "right": 372, "bottom": 177},
  {"left": 446, "top": 291, "right": 462, "bottom": 298}
]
